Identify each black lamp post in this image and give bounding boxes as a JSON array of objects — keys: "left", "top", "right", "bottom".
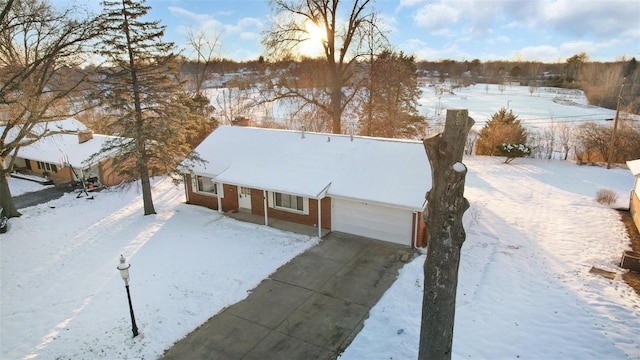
[{"left": 117, "top": 254, "right": 139, "bottom": 337}]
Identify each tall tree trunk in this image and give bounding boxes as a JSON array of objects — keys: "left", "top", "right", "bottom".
[
  {"left": 123, "top": 0, "right": 155, "bottom": 215},
  {"left": 419, "top": 109, "right": 474, "bottom": 360},
  {"left": 0, "top": 173, "right": 21, "bottom": 218},
  {"left": 137, "top": 158, "right": 155, "bottom": 215},
  {"left": 331, "top": 82, "right": 342, "bottom": 134}
]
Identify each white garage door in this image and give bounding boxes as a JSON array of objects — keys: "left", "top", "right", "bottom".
[{"left": 332, "top": 198, "right": 413, "bottom": 245}]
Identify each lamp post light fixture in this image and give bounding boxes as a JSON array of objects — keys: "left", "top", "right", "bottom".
[{"left": 117, "top": 254, "right": 139, "bottom": 337}]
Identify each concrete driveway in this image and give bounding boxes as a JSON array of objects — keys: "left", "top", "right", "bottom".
[
  {"left": 162, "top": 232, "right": 417, "bottom": 360},
  {"left": 12, "top": 184, "right": 70, "bottom": 210}
]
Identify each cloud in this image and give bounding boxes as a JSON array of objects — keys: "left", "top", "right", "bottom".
[
  {"left": 502, "top": 0, "right": 640, "bottom": 40},
  {"left": 541, "top": 0, "right": 639, "bottom": 38},
  {"left": 513, "top": 39, "right": 628, "bottom": 62},
  {"left": 412, "top": 0, "right": 503, "bottom": 37},
  {"left": 399, "top": 0, "right": 427, "bottom": 7},
  {"left": 403, "top": 38, "right": 468, "bottom": 60},
  {"left": 514, "top": 45, "right": 562, "bottom": 62},
  {"left": 414, "top": 1, "right": 462, "bottom": 31},
  {"left": 168, "top": 6, "right": 213, "bottom": 23}
]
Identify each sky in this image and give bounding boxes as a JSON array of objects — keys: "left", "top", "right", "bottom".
[{"left": 54, "top": 0, "right": 640, "bottom": 63}]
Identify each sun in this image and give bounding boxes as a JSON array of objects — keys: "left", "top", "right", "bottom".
[{"left": 297, "top": 21, "right": 326, "bottom": 58}]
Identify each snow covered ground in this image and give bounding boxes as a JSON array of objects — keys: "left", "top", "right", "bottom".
[
  {"left": 417, "top": 84, "right": 621, "bottom": 130},
  {"left": 2, "top": 156, "right": 639, "bottom": 359},
  {"left": 205, "top": 83, "right": 628, "bottom": 134},
  {"left": 1, "top": 179, "right": 318, "bottom": 359},
  {"left": 341, "top": 157, "right": 640, "bottom": 359}
]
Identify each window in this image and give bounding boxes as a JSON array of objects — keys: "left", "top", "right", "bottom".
[
  {"left": 274, "top": 192, "right": 304, "bottom": 212},
  {"left": 37, "top": 161, "right": 57, "bottom": 173},
  {"left": 196, "top": 175, "right": 217, "bottom": 194}
]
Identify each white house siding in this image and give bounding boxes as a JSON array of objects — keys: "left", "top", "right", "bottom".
[{"left": 332, "top": 198, "right": 413, "bottom": 245}]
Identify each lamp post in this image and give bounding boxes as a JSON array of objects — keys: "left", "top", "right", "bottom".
[{"left": 117, "top": 255, "right": 139, "bottom": 337}]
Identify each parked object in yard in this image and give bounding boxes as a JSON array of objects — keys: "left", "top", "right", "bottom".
[{"left": 620, "top": 250, "right": 640, "bottom": 272}]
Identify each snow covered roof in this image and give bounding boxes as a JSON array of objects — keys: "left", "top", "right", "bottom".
[
  {"left": 628, "top": 159, "right": 640, "bottom": 176},
  {"left": 1, "top": 118, "right": 88, "bottom": 143},
  {"left": 190, "top": 126, "right": 432, "bottom": 210},
  {"left": 16, "top": 132, "right": 119, "bottom": 169}
]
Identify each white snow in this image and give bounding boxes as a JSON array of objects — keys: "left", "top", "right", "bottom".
[
  {"left": 15, "top": 133, "right": 120, "bottom": 168},
  {"left": 1, "top": 178, "right": 318, "bottom": 359},
  {"left": 418, "top": 84, "right": 624, "bottom": 131},
  {"left": 2, "top": 156, "right": 638, "bottom": 359},
  {"left": 7, "top": 175, "right": 53, "bottom": 196},
  {"left": 191, "top": 126, "right": 430, "bottom": 209},
  {"left": 340, "top": 157, "right": 640, "bottom": 359}
]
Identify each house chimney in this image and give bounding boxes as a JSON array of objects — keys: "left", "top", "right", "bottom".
[{"left": 78, "top": 130, "right": 93, "bottom": 144}]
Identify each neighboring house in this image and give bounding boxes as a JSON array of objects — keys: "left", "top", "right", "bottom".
[
  {"left": 184, "top": 125, "right": 431, "bottom": 247},
  {"left": 628, "top": 159, "right": 640, "bottom": 233},
  {"left": 3, "top": 119, "right": 128, "bottom": 187}
]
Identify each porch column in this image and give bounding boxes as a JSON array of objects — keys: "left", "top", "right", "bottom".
[
  {"left": 413, "top": 211, "right": 419, "bottom": 248},
  {"left": 216, "top": 183, "right": 223, "bottom": 212},
  {"left": 317, "top": 198, "right": 322, "bottom": 238},
  {"left": 263, "top": 190, "right": 268, "bottom": 226}
]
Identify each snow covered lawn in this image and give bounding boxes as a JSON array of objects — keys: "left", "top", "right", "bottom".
[
  {"left": 2, "top": 156, "right": 639, "bottom": 359},
  {"left": 341, "top": 157, "right": 640, "bottom": 359},
  {"left": 1, "top": 179, "right": 317, "bottom": 359}
]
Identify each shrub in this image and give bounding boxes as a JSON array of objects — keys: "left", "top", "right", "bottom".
[
  {"left": 496, "top": 143, "right": 531, "bottom": 164},
  {"left": 596, "top": 189, "right": 618, "bottom": 206}
]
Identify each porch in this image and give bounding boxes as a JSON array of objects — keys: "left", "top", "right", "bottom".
[{"left": 224, "top": 209, "right": 331, "bottom": 238}]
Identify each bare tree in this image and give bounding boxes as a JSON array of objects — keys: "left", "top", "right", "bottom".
[
  {"left": 498, "top": 82, "right": 506, "bottom": 94},
  {"left": 185, "top": 28, "right": 221, "bottom": 94},
  {"left": 0, "top": 0, "right": 98, "bottom": 217},
  {"left": 557, "top": 123, "right": 572, "bottom": 160},
  {"left": 261, "top": 0, "right": 384, "bottom": 134}
]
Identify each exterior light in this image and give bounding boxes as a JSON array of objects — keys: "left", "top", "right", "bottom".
[{"left": 117, "top": 254, "right": 139, "bottom": 337}]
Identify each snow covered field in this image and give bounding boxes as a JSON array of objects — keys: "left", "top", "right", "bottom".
[
  {"left": 417, "top": 83, "right": 621, "bottom": 130},
  {"left": 2, "top": 156, "right": 638, "bottom": 359},
  {"left": 206, "top": 83, "right": 626, "bottom": 134}
]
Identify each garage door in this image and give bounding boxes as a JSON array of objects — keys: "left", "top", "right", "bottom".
[{"left": 332, "top": 198, "right": 413, "bottom": 245}]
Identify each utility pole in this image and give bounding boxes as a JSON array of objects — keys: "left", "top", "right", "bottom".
[{"left": 606, "top": 81, "right": 625, "bottom": 169}]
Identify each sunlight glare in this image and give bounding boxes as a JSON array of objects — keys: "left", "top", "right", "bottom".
[{"left": 298, "top": 21, "right": 326, "bottom": 58}]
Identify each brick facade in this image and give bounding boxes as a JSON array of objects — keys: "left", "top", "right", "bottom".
[
  {"left": 184, "top": 175, "right": 332, "bottom": 230},
  {"left": 631, "top": 190, "right": 640, "bottom": 234}
]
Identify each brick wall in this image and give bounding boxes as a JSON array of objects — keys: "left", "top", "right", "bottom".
[
  {"left": 249, "top": 190, "right": 331, "bottom": 230},
  {"left": 413, "top": 211, "right": 428, "bottom": 247},
  {"left": 24, "top": 159, "right": 73, "bottom": 182},
  {"left": 632, "top": 190, "right": 640, "bottom": 234},
  {"left": 185, "top": 179, "right": 332, "bottom": 230}
]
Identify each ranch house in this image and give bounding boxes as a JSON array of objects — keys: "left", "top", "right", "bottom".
[{"left": 184, "top": 125, "right": 431, "bottom": 247}]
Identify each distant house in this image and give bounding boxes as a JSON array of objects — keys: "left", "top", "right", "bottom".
[
  {"left": 4, "top": 119, "right": 128, "bottom": 187},
  {"left": 184, "top": 125, "right": 431, "bottom": 247},
  {"left": 628, "top": 159, "right": 640, "bottom": 233}
]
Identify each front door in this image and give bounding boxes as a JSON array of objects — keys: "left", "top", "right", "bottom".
[{"left": 238, "top": 186, "right": 252, "bottom": 210}]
